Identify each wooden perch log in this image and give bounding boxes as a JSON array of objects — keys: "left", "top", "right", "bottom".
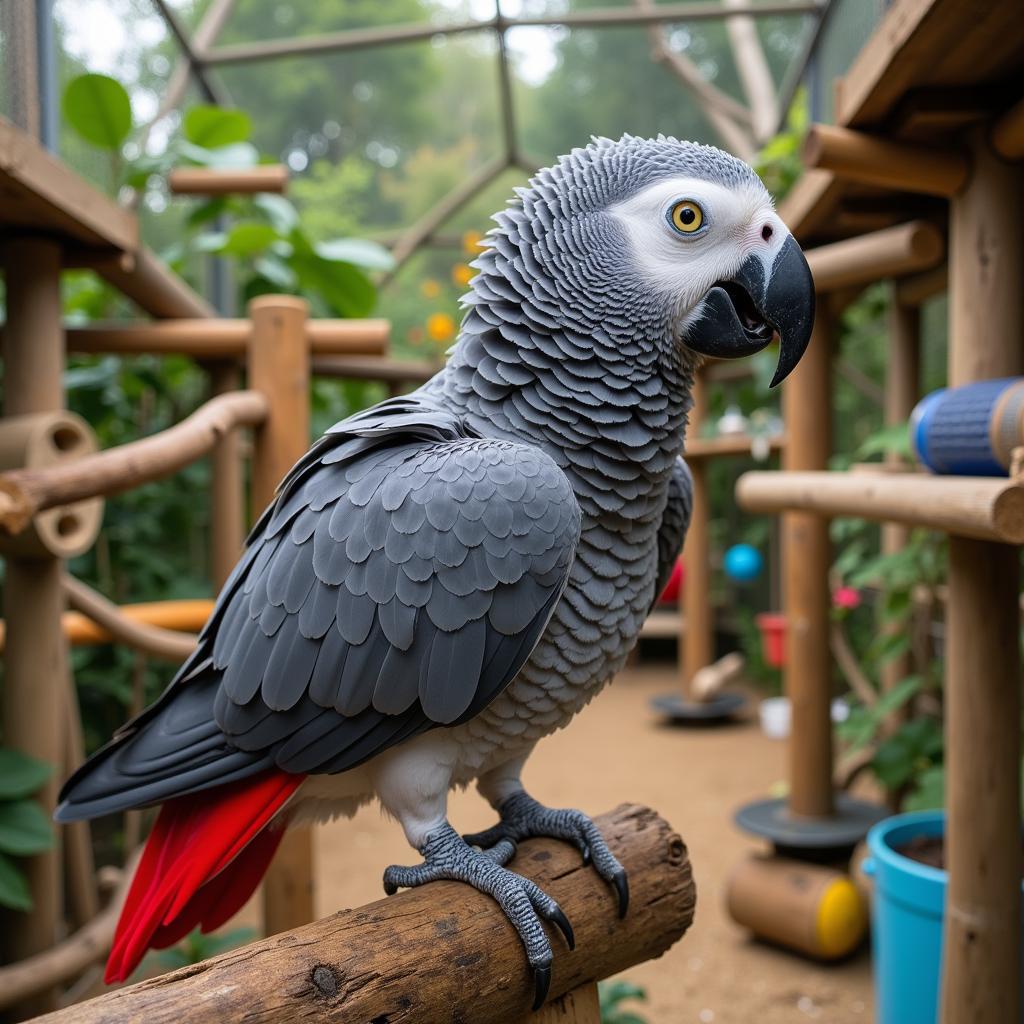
[
  {"left": 97, "top": 249, "right": 216, "bottom": 320},
  {"left": 0, "top": 391, "right": 268, "bottom": 536},
  {"left": 311, "top": 354, "right": 439, "bottom": 384},
  {"left": 61, "top": 318, "right": 389, "bottom": 358},
  {"left": 736, "top": 470, "right": 1024, "bottom": 544},
  {"left": 802, "top": 124, "right": 969, "bottom": 197},
  {"left": 61, "top": 575, "right": 197, "bottom": 661},
  {"left": 805, "top": 220, "right": 944, "bottom": 293},
  {"left": 168, "top": 165, "right": 288, "bottom": 195},
  {"left": 33, "top": 804, "right": 694, "bottom": 1024}
]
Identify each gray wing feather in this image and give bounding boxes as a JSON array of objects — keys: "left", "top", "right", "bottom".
[{"left": 56, "top": 397, "right": 580, "bottom": 821}]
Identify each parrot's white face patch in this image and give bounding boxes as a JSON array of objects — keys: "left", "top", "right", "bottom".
[{"left": 609, "top": 176, "right": 783, "bottom": 324}]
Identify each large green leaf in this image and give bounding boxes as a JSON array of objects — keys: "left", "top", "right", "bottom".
[
  {"left": 0, "top": 799, "right": 53, "bottom": 856},
  {"left": 0, "top": 750, "right": 51, "bottom": 800},
  {"left": 314, "top": 238, "right": 395, "bottom": 272},
  {"left": 253, "top": 194, "right": 300, "bottom": 234},
  {"left": 220, "top": 222, "right": 279, "bottom": 257},
  {"left": 183, "top": 106, "right": 251, "bottom": 149},
  {"left": 177, "top": 140, "right": 259, "bottom": 169},
  {"left": 0, "top": 851, "right": 31, "bottom": 912},
  {"left": 62, "top": 73, "right": 132, "bottom": 151},
  {"left": 292, "top": 253, "right": 376, "bottom": 318}
]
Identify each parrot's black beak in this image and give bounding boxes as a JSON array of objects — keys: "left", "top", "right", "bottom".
[{"left": 683, "top": 233, "right": 815, "bottom": 388}]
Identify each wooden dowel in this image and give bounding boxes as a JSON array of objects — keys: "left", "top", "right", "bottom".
[
  {"left": 805, "top": 220, "right": 944, "bottom": 294},
  {"left": 168, "top": 165, "right": 288, "bottom": 196},
  {"left": 0, "top": 391, "right": 268, "bottom": 536},
  {"left": 0, "top": 853, "right": 138, "bottom": 1012},
  {"left": 206, "top": 362, "right": 245, "bottom": 588},
  {"left": 781, "top": 311, "right": 833, "bottom": 818},
  {"left": 991, "top": 95, "right": 1024, "bottom": 162},
  {"left": 681, "top": 378, "right": 711, "bottom": 699},
  {"left": 940, "top": 125, "right": 1023, "bottom": 1024},
  {"left": 61, "top": 576, "right": 197, "bottom": 662},
  {"left": 247, "top": 296, "right": 315, "bottom": 938},
  {"left": 58, "top": 318, "right": 389, "bottom": 357},
  {"left": 893, "top": 263, "right": 947, "bottom": 307},
  {"left": 30, "top": 805, "right": 694, "bottom": 1024},
  {"left": 0, "top": 599, "right": 214, "bottom": 651},
  {"left": 97, "top": 248, "right": 215, "bottom": 320},
  {"left": 684, "top": 433, "right": 785, "bottom": 460},
  {"left": 311, "top": 354, "right": 438, "bottom": 384},
  {"left": 803, "top": 124, "right": 969, "bottom": 197},
  {"left": 737, "top": 471, "right": 1024, "bottom": 544},
  {"left": 1, "top": 237, "right": 65, "bottom": 1014}
]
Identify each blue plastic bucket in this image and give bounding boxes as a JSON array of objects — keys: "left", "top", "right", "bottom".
[{"left": 864, "top": 811, "right": 1024, "bottom": 1024}]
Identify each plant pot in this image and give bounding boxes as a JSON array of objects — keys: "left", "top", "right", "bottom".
[
  {"left": 755, "top": 612, "right": 786, "bottom": 667},
  {"left": 757, "top": 696, "right": 850, "bottom": 740},
  {"left": 863, "top": 811, "right": 1024, "bottom": 1024}
]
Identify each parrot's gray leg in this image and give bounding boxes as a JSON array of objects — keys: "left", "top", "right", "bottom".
[
  {"left": 464, "top": 790, "right": 629, "bottom": 918},
  {"left": 382, "top": 821, "right": 574, "bottom": 1010}
]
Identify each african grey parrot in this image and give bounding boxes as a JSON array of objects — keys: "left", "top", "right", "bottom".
[{"left": 57, "top": 135, "right": 814, "bottom": 1005}]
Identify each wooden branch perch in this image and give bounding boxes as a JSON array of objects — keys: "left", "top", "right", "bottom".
[
  {"left": 32, "top": 805, "right": 694, "bottom": 1024},
  {"left": 0, "top": 391, "right": 268, "bottom": 536},
  {"left": 62, "top": 575, "right": 197, "bottom": 662},
  {"left": 168, "top": 166, "right": 288, "bottom": 196},
  {"left": 0, "top": 853, "right": 139, "bottom": 1012}
]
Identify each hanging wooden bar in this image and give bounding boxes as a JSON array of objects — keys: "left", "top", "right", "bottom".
[
  {"left": 802, "top": 124, "right": 969, "bottom": 197},
  {"left": 57, "top": 318, "right": 389, "bottom": 357},
  {"left": 247, "top": 296, "right": 315, "bottom": 937},
  {"left": 805, "top": 221, "right": 944, "bottom": 294},
  {"left": 168, "top": 165, "right": 289, "bottom": 196},
  {"left": 0, "top": 391, "right": 268, "bottom": 535}
]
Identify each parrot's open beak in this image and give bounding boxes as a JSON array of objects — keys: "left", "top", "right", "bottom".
[{"left": 682, "top": 233, "right": 815, "bottom": 388}]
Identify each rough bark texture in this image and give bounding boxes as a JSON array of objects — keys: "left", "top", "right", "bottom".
[{"left": 34, "top": 804, "right": 694, "bottom": 1024}]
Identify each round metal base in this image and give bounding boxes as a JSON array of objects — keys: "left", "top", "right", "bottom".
[
  {"left": 735, "top": 795, "right": 887, "bottom": 860},
  {"left": 650, "top": 690, "right": 747, "bottom": 724}
]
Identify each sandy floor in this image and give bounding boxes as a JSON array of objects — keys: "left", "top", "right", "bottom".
[{"left": 257, "top": 663, "right": 875, "bottom": 1024}]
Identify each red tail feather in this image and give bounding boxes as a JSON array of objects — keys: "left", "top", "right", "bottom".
[{"left": 106, "top": 770, "right": 305, "bottom": 983}]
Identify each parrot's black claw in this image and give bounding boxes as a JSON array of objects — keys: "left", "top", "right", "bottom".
[
  {"left": 533, "top": 964, "right": 552, "bottom": 1011},
  {"left": 472, "top": 791, "right": 630, "bottom": 922},
  {"left": 612, "top": 868, "right": 630, "bottom": 919},
  {"left": 384, "top": 821, "right": 572, "bottom": 1012}
]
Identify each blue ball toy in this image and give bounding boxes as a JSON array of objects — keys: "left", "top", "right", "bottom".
[{"left": 724, "top": 543, "right": 763, "bottom": 582}]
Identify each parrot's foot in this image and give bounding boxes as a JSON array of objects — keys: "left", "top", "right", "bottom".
[
  {"left": 464, "top": 791, "right": 629, "bottom": 918},
  {"left": 383, "top": 822, "right": 574, "bottom": 1010}
]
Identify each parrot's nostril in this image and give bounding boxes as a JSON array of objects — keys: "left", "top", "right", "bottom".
[{"left": 761, "top": 223, "right": 774, "bottom": 242}]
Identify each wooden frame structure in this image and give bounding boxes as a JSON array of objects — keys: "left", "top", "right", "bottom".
[{"left": 737, "top": 2, "right": 1024, "bottom": 1020}]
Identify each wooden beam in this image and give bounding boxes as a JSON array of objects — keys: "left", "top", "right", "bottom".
[
  {"left": 96, "top": 248, "right": 215, "bottom": 320},
  {"left": 247, "top": 296, "right": 315, "bottom": 938},
  {"left": 168, "top": 165, "right": 288, "bottom": 196},
  {"left": 1, "top": 237, "right": 65, "bottom": 1015},
  {"left": 893, "top": 263, "right": 946, "bottom": 307},
  {"left": 58, "top": 318, "right": 389, "bottom": 357},
  {"left": 0, "top": 391, "right": 268, "bottom": 536},
  {"left": 685, "top": 434, "right": 784, "bottom": 460},
  {"left": 778, "top": 169, "right": 846, "bottom": 243},
  {"left": 737, "top": 471, "right": 1024, "bottom": 544},
  {"left": 803, "top": 124, "right": 968, "bottom": 198},
  {"left": 31, "top": 805, "right": 694, "bottom": 1024},
  {"left": 311, "top": 354, "right": 438, "bottom": 384},
  {"left": 805, "top": 220, "right": 944, "bottom": 293},
  {"left": 940, "top": 125, "right": 1023, "bottom": 1024},
  {"left": 780, "top": 311, "right": 833, "bottom": 818}
]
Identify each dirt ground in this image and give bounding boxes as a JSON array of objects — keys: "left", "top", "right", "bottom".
[{"left": 252, "top": 663, "right": 875, "bottom": 1024}]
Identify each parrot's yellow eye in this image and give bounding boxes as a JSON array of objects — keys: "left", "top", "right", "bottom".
[{"left": 669, "top": 200, "right": 704, "bottom": 234}]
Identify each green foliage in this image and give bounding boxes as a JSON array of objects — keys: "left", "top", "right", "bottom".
[
  {"left": 183, "top": 106, "right": 252, "bottom": 149},
  {"left": 599, "top": 980, "right": 649, "bottom": 1024},
  {"left": 62, "top": 73, "right": 132, "bottom": 151},
  {"left": 754, "top": 88, "right": 808, "bottom": 201},
  {"left": 0, "top": 750, "right": 53, "bottom": 911}
]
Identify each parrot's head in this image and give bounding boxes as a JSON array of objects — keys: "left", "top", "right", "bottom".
[{"left": 490, "top": 134, "right": 815, "bottom": 387}]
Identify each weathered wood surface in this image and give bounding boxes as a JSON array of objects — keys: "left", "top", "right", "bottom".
[{"left": 33, "top": 804, "right": 694, "bottom": 1024}]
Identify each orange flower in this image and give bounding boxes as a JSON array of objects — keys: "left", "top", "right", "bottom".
[
  {"left": 461, "top": 229, "right": 484, "bottom": 254},
  {"left": 426, "top": 312, "right": 457, "bottom": 343},
  {"left": 420, "top": 278, "right": 441, "bottom": 299},
  {"left": 451, "top": 263, "right": 474, "bottom": 288}
]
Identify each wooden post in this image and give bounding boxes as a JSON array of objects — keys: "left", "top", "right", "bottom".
[
  {"left": 940, "top": 127, "right": 1023, "bottom": 1024},
  {"left": 781, "top": 307, "right": 833, "bottom": 818},
  {"left": 206, "top": 362, "right": 245, "bottom": 588},
  {"left": 681, "top": 375, "right": 712, "bottom": 698},
  {"left": 247, "top": 296, "right": 314, "bottom": 936},
  {"left": 1, "top": 237, "right": 65, "bottom": 1014},
  {"left": 879, "top": 294, "right": 919, "bottom": 737}
]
